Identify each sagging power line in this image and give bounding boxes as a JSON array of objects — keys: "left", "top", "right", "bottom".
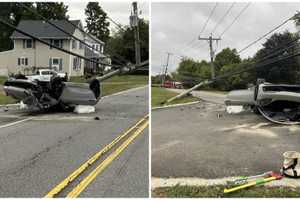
[
  {"left": 166, "top": 40, "right": 300, "bottom": 104},
  {"left": 238, "top": 11, "right": 300, "bottom": 54},
  {"left": 0, "top": 17, "right": 117, "bottom": 67}
]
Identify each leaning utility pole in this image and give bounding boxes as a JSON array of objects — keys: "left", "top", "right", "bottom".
[
  {"left": 198, "top": 34, "right": 221, "bottom": 78},
  {"left": 161, "top": 52, "right": 172, "bottom": 85},
  {"left": 130, "top": 2, "right": 141, "bottom": 65}
]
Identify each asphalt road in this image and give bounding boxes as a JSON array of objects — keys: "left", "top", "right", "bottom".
[
  {"left": 167, "top": 88, "right": 225, "bottom": 104},
  {"left": 152, "top": 91, "right": 300, "bottom": 179},
  {"left": 0, "top": 86, "right": 149, "bottom": 197}
]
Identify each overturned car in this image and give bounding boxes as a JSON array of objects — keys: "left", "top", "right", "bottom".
[
  {"left": 3, "top": 75, "right": 101, "bottom": 112},
  {"left": 225, "top": 79, "right": 300, "bottom": 124}
]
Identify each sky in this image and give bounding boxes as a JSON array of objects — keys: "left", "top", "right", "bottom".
[
  {"left": 66, "top": 1, "right": 149, "bottom": 33},
  {"left": 151, "top": 2, "right": 300, "bottom": 75}
]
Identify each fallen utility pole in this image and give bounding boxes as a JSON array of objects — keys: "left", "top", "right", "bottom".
[
  {"left": 165, "top": 48, "right": 300, "bottom": 104},
  {"left": 97, "top": 60, "right": 148, "bottom": 82},
  {"left": 161, "top": 52, "right": 172, "bottom": 85},
  {"left": 198, "top": 34, "right": 221, "bottom": 79}
]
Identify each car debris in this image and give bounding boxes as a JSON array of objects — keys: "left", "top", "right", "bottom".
[
  {"left": 225, "top": 79, "right": 300, "bottom": 125},
  {"left": 3, "top": 61, "right": 148, "bottom": 113},
  {"left": 4, "top": 75, "right": 101, "bottom": 112}
]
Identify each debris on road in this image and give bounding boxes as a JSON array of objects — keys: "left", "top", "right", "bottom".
[
  {"left": 225, "top": 79, "right": 300, "bottom": 125},
  {"left": 226, "top": 106, "right": 244, "bottom": 114},
  {"left": 74, "top": 105, "right": 95, "bottom": 114},
  {"left": 224, "top": 172, "right": 282, "bottom": 193}
]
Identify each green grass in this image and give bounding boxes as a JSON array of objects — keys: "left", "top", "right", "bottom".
[
  {"left": 70, "top": 75, "right": 148, "bottom": 96},
  {"left": 151, "top": 87, "right": 200, "bottom": 107},
  {"left": 0, "top": 76, "right": 8, "bottom": 85},
  {"left": 152, "top": 185, "right": 300, "bottom": 198},
  {"left": 101, "top": 75, "right": 148, "bottom": 96},
  {"left": 0, "top": 93, "right": 17, "bottom": 105}
]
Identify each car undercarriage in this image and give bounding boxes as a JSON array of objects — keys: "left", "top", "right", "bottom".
[
  {"left": 225, "top": 79, "right": 300, "bottom": 124},
  {"left": 3, "top": 75, "right": 101, "bottom": 112}
]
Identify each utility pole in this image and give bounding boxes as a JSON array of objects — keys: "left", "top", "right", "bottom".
[
  {"left": 130, "top": 2, "right": 141, "bottom": 65},
  {"left": 198, "top": 33, "right": 221, "bottom": 79},
  {"left": 161, "top": 52, "right": 172, "bottom": 86}
]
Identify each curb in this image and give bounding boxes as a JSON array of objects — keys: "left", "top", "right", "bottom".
[
  {"left": 0, "top": 103, "right": 20, "bottom": 108},
  {"left": 152, "top": 101, "right": 201, "bottom": 110},
  {"left": 151, "top": 177, "right": 300, "bottom": 189}
]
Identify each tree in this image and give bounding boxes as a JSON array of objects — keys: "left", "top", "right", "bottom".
[
  {"left": 214, "top": 48, "right": 241, "bottom": 74},
  {"left": 253, "top": 31, "right": 300, "bottom": 84},
  {"left": 85, "top": 2, "right": 110, "bottom": 43},
  {"left": 106, "top": 19, "right": 149, "bottom": 65},
  {"left": 35, "top": 3, "right": 69, "bottom": 20},
  {"left": 0, "top": 2, "right": 68, "bottom": 51}
]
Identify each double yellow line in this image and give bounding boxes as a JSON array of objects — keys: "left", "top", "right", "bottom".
[{"left": 44, "top": 115, "right": 149, "bottom": 198}]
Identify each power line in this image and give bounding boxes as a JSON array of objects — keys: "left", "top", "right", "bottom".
[
  {"left": 199, "top": 2, "right": 218, "bottom": 37},
  {"left": 166, "top": 44, "right": 300, "bottom": 103},
  {"left": 61, "top": 14, "right": 130, "bottom": 65},
  {"left": 0, "top": 17, "right": 116, "bottom": 67},
  {"left": 238, "top": 12, "right": 300, "bottom": 54},
  {"left": 21, "top": 4, "right": 118, "bottom": 62},
  {"left": 219, "top": 2, "right": 251, "bottom": 37},
  {"left": 210, "top": 2, "right": 235, "bottom": 34},
  {"left": 106, "top": 15, "right": 126, "bottom": 32}
]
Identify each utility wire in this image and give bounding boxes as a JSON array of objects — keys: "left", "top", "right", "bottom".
[
  {"left": 238, "top": 12, "right": 299, "bottom": 53},
  {"left": 106, "top": 15, "right": 126, "bottom": 32},
  {"left": 211, "top": 3, "right": 235, "bottom": 34},
  {"left": 0, "top": 18, "right": 117, "bottom": 67},
  {"left": 219, "top": 2, "right": 251, "bottom": 37},
  {"left": 20, "top": 4, "right": 122, "bottom": 65},
  {"left": 64, "top": 15, "right": 130, "bottom": 64},
  {"left": 199, "top": 2, "right": 218, "bottom": 37}
]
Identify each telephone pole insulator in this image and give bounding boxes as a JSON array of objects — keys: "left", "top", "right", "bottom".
[{"left": 198, "top": 34, "right": 221, "bottom": 79}]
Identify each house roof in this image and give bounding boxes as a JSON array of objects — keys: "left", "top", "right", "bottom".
[{"left": 11, "top": 20, "right": 81, "bottom": 39}]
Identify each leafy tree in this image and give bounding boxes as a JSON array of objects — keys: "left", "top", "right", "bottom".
[
  {"left": 214, "top": 48, "right": 241, "bottom": 74},
  {"left": 0, "top": 2, "right": 68, "bottom": 51},
  {"left": 35, "top": 3, "right": 69, "bottom": 20},
  {"left": 106, "top": 19, "right": 149, "bottom": 65},
  {"left": 253, "top": 31, "right": 300, "bottom": 84},
  {"left": 85, "top": 2, "right": 110, "bottom": 43}
]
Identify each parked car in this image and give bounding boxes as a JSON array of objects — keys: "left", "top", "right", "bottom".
[{"left": 26, "top": 69, "right": 67, "bottom": 82}]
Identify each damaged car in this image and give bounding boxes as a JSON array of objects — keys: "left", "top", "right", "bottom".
[
  {"left": 225, "top": 79, "right": 300, "bottom": 124},
  {"left": 3, "top": 75, "right": 101, "bottom": 112}
]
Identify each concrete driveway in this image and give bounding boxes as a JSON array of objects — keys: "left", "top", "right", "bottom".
[{"left": 152, "top": 91, "right": 300, "bottom": 179}]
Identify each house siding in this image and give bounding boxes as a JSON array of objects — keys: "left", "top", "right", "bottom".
[{"left": 0, "top": 22, "right": 86, "bottom": 77}]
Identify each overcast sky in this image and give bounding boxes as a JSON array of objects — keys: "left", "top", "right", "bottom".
[
  {"left": 152, "top": 2, "right": 300, "bottom": 75},
  {"left": 66, "top": 1, "right": 149, "bottom": 33}
]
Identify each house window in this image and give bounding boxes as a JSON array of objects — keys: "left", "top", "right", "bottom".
[
  {"left": 50, "top": 57, "right": 62, "bottom": 71},
  {"left": 50, "top": 39, "right": 63, "bottom": 49},
  {"left": 79, "top": 41, "right": 84, "bottom": 49},
  {"left": 18, "top": 57, "right": 28, "bottom": 66},
  {"left": 23, "top": 39, "right": 34, "bottom": 48},
  {"left": 72, "top": 40, "right": 77, "bottom": 49},
  {"left": 73, "top": 57, "right": 81, "bottom": 71}
]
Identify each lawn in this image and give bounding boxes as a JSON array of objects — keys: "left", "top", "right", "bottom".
[
  {"left": 152, "top": 185, "right": 300, "bottom": 198},
  {"left": 0, "top": 93, "right": 16, "bottom": 105},
  {"left": 70, "top": 75, "right": 148, "bottom": 96},
  {"left": 152, "top": 87, "right": 200, "bottom": 107},
  {"left": 0, "top": 76, "right": 7, "bottom": 85}
]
